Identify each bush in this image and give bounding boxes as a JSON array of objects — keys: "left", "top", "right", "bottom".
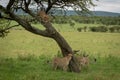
[
  {"left": 90, "top": 26, "right": 108, "bottom": 32},
  {"left": 83, "top": 26, "right": 87, "bottom": 32},
  {"left": 109, "top": 26, "right": 120, "bottom": 33},
  {"left": 77, "top": 27, "right": 82, "bottom": 32},
  {"left": 89, "top": 27, "right": 97, "bottom": 32},
  {"left": 109, "top": 27, "right": 115, "bottom": 32}
]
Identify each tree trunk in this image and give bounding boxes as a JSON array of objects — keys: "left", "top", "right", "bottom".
[
  {"left": 2, "top": 7, "right": 80, "bottom": 73},
  {"left": 53, "top": 32, "right": 80, "bottom": 73},
  {"left": 43, "top": 22, "right": 80, "bottom": 73}
]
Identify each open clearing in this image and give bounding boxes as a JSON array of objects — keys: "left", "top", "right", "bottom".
[{"left": 0, "top": 29, "right": 120, "bottom": 58}]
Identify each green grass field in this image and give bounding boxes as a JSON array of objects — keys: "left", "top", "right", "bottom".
[{"left": 0, "top": 23, "right": 120, "bottom": 80}]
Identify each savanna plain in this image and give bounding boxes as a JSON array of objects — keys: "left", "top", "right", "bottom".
[{"left": 0, "top": 23, "right": 120, "bottom": 80}]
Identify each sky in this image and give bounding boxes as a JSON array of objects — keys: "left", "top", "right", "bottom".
[
  {"left": 91, "top": 0, "right": 120, "bottom": 13},
  {"left": 0, "top": 0, "right": 120, "bottom": 13}
]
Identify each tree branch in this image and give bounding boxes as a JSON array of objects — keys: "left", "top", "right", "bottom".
[
  {"left": 0, "top": 23, "right": 19, "bottom": 38},
  {"left": 7, "top": 0, "right": 15, "bottom": 11},
  {"left": 34, "top": 0, "right": 44, "bottom": 7},
  {"left": 0, "top": 16, "right": 13, "bottom": 20},
  {"left": 0, "top": 5, "right": 51, "bottom": 37},
  {"left": 10, "top": 12, "right": 51, "bottom": 37},
  {"left": 46, "top": 0, "right": 55, "bottom": 13},
  {"left": 24, "top": 0, "right": 31, "bottom": 10},
  {"left": 0, "top": 24, "right": 19, "bottom": 32}
]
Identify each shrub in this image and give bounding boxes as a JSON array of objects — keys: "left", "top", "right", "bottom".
[
  {"left": 83, "top": 26, "right": 87, "bottom": 32},
  {"left": 90, "top": 26, "right": 108, "bottom": 32},
  {"left": 109, "top": 26, "right": 120, "bottom": 33},
  {"left": 109, "top": 27, "right": 115, "bottom": 32},
  {"left": 77, "top": 27, "right": 82, "bottom": 32}
]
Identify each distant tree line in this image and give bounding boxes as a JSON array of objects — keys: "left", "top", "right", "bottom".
[
  {"left": 51, "top": 15, "right": 120, "bottom": 25},
  {"left": 77, "top": 26, "right": 120, "bottom": 33},
  {"left": 18, "top": 15, "right": 120, "bottom": 25}
]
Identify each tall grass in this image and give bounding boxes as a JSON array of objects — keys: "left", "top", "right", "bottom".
[{"left": 0, "top": 54, "right": 120, "bottom": 80}]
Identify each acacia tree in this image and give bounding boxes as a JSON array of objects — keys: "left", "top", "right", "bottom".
[{"left": 0, "top": 0, "right": 96, "bottom": 73}]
